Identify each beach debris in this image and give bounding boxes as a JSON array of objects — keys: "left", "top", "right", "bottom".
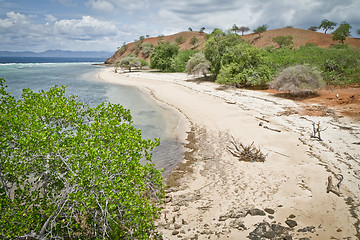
[
  {"left": 248, "top": 221, "right": 292, "bottom": 240},
  {"left": 326, "top": 174, "right": 343, "bottom": 197},
  {"left": 264, "top": 208, "right": 275, "bottom": 215},
  {"left": 229, "top": 219, "right": 247, "bottom": 230},
  {"left": 228, "top": 137, "right": 266, "bottom": 162},
  {"left": 310, "top": 121, "right": 327, "bottom": 141},
  {"left": 259, "top": 122, "right": 281, "bottom": 132}
]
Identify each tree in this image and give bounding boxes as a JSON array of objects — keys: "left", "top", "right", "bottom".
[
  {"left": 231, "top": 24, "right": 239, "bottom": 34},
  {"left": 253, "top": 24, "right": 268, "bottom": 37},
  {"left": 357, "top": 29, "right": 360, "bottom": 35},
  {"left": 186, "top": 52, "right": 211, "bottom": 77},
  {"left": 175, "top": 35, "right": 186, "bottom": 45},
  {"left": 308, "top": 26, "right": 318, "bottom": 31},
  {"left": 141, "top": 43, "right": 155, "bottom": 58},
  {"left": 150, "top": 42, "right": 179, "bottom": 71},
  {"left": 188, "top": 27, "right": 193, "bottom": 31},
  {"left": 116, "top": 55, "right": 141, "bottom": 72},
  {"left": 272, "top": 35, "right": 294, "bottom": 48},
  {"left": 319, "top": 19, "right": 337, "bottom": 34},
  {"left": 239, "top": 26, "right": 250, "bottom": 35},
  {"left": 200, "top": 27, "right": 205, "bottom": 33},
  {"left": 332, "top": 21, "right": 352, "bottom": 44},
  {"left": 190, "top": 36, "right": 199, "bottom": 48},
  {"left": 0, "top": 79, "right": 164, "bottom": 239},
  {"left": 171, "top": 50, "right": 197, "bottom": 72}
]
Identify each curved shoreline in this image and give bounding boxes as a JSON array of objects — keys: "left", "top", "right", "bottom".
[{"left": 97, "top": 67, "right": 360, "bottom": 239}]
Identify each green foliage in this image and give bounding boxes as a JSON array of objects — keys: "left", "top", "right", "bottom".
[
  {"left": 141, "top": 43, "right": 154, "bottom": 58},
  {"left": 231, "top": 24, "right": 239, "bottom": 34},
  {"left": 171, "top": 50, "right": 198, "bottom": 72},
  {"left": 188, "top": 27, "right": 193, "bottom": 31},
  {"left": 253, "top": 24, "right": 268, "bottom": 37},
  {"left": 272, "top": 35, "right": 294, "bottom": 48},
  {"left": 0, "top": 79, "right": 164, "bottom": 239},
  {"left": 332, "top": 21, "right": 352, "bottom": 44},
  {"left": 117, "top": 44, "right": 128, "bottom": 56},
  {"left": 116, "top": 55, "right": 141, "bottom": 72},
  {"left": 319, "top": 19, "right": 337, "bottom": 34},
  {"left": 271, "top": 64, "right": 325, "bottom": 95},
  {"left": 200, "top": 27, "right": 205, "bottom": 33},
  {"left": 175, "top": 35, "right": 186, "bottom": 45},
  {"left": 190, "top": 36, "right": 199, "bottom": 48},
  {"left": 204, "top": 33, "right": 242, "bottom": 75},
  {"left": 264, "top": 44, "right": 360, "bottom": 85},
  {"left": 186, "top": 52, "right": 211, "bottom": 77},
  {"left": 150, "top": 42, "right": 179, "bottom": 71},
  {"left": 140, "top": 59, "right": 149, "bottom": 68}
]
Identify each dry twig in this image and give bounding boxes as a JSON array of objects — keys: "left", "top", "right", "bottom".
[{"left": 228, "top": 137, "right": 266, "bottom": 162}]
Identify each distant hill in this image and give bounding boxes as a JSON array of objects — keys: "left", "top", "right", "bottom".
[
  {"left": 105, "top": 28, "right": 360, "bottom": 64},
  {"left": 105, "top": 31, "right": 207, "bottom": 64},
  {"left": 241, "top": 27, "right": 360, "bottom": 48},
  {"left": 0, "top": 50, "right": 113, "bottom": 58}
]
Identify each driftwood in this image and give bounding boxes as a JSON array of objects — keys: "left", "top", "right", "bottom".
[
  {"left": 228, "top": 137, "right": 266, "bottom": 162},
  {"left": 259, "top": 122, "right": 281, "bottom": 132},
  {"left": 326, "top": 174, "right": 343, "bottom": 197}
]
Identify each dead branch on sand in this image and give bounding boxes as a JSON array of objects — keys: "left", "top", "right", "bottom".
[
  {"left": 326, "top": 174, "right": 343, "bottom": 197},
  {"left": 228, "top": 136, "right": 266, "bottom": 162}
]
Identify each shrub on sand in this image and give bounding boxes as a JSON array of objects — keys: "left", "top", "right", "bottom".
[{"left": 271, "top": 64, "right": 325, "bottom": 95}]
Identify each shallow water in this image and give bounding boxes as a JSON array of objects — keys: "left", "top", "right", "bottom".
[{"left": 0, "top": 61, "right": 183, "bottom": 177}]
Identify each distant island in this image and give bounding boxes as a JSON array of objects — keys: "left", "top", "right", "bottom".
[{"left": 0, "top": 49, "right": 113, "bottom": 58}]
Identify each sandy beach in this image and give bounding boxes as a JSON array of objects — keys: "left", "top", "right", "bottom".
[{"left": 98, "top": 67, "right": 360, "bottom": 239}]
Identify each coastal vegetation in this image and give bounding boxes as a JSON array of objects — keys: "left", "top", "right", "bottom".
[{"left": 0, "top": 79, "right": 164, "bottom": 239}]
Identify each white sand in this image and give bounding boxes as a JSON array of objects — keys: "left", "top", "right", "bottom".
[{"left": 98, "top": 68, "right": 360, "bottom": 239}]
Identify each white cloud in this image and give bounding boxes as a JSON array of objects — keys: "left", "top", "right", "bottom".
[
  {"left": 45, "top": 14, "right": 57, "bottom": 22},
  {"left": 86, "top": 0, "right": 150, "bottom": 11},
  {"left": 54, "top": 16, "right": 117, "bottom": 40}
]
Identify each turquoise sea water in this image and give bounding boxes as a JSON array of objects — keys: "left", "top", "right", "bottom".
[{"left": 0, "top": 58, "right": 183, "bottom": 177}]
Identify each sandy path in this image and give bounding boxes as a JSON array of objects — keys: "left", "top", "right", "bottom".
[{"left": 98, "top": 68, "right": 360, "bottom": 239}]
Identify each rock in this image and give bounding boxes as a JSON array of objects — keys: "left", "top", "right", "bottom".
[
  {"left": 248, "top": 208, "right": 266, "bottom": 216},
  {"left": 229, "top": 219, "right": 247, "bottom": 231},
  {"left": 264, "top": 208, "right": 275, "bottom": 214},
  {"left": 173, "top": 206, "right": 180, "bottom": 212},
  {"left": 218, "top": 214, "right": 228, "bottom": 221},
  {"left": 182, "top": 219, "right": 188, "bottom": 225},
  {"left": 288, "top": 214, "right": 296, "bottom": 219},
  {"left": 174, "top": 223, "right": 182, "bottom": 229},
  {"left": 164, "top": 195, "right": 172, "bottom": 203},
  {"left": 248, "top": 221, "right": 292, "bottom": 240},
  {"left": 297, "top": 226, "right": 316, "bottom": 233},
  {"left": 172, "top": 230, "right": 179, "bottom": 235},
  {"left": 180, "top": 230, "right": 185, "bottom": 234},
  {"left": 285, "top": 219, "right": 297, "bottom": 228},
  {"left": 268, "top": 215, "right": 274, "bottom": 219}
]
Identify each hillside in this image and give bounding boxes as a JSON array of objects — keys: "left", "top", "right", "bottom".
[
  {"left": 105, "top": 31, "right": 207, "bottom": 64},
  {"left": 241, "top": 27, "right": 360, "bottom": 48},
  {"left": 105, "top": 28, "right": 360, "bottom": 64}
]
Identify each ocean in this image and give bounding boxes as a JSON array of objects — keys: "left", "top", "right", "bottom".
[{"left": 0, "top": 57, "right": 183, "bottom": 177}]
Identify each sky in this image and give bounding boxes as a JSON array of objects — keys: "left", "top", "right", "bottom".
[{"left": 0, "top": 0, "right": 359, "bottom": 52}]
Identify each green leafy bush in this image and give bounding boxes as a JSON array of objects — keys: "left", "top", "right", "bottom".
[
  {"left": 270, "top": 64, "right": 325, "bottom": 95},
  {"left": 0, "top": 79, "right": 164, "bottom": 239},
  {"left": 171, "top": 50, "right": 197, "bottom": 72},
  {"left": 150, "top": 42, "right": 179, "bottom": 71}
]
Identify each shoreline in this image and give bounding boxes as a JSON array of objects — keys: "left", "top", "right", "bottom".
[{"left": 97, "top": 67, "right": 360, "bottom": 239}]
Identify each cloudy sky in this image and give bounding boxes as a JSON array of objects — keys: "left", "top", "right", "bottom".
[{"left": 0, "top": 0, "right": 359, "bottom": 52}]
